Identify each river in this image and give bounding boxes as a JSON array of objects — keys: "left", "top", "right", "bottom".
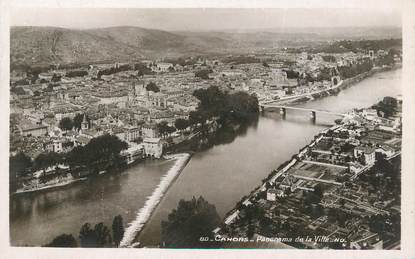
[{"left": 10, "top": 69, "right": 401, "bottom": 247}]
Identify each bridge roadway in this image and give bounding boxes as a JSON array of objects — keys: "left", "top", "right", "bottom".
[{"left": 260, "top": 103, "right": 346, "bottom": 117}]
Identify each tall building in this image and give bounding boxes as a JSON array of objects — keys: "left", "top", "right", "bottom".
[{"left": 81, "top": 114, "right": 89, "bottom": 130}]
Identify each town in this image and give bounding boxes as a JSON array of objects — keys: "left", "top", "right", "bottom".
[
  {"left": 215, "top": 95, "right": 402, "bottom": 249},
  {"left": 9, "top": 39, "right": 402, "bottom": 195}
]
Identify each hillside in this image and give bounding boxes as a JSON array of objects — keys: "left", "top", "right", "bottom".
[
  {"left": 10, "top": 26, "right": 230, "bottom": 66},
  {"left": 10, "top": 27, "right": 146, "bottom": 66},
  {"left": 10, "top": 26, "right": 402, "bottom": 67}
]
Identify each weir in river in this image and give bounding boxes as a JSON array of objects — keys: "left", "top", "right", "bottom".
[{"left": 119, "top": 153, "right": 191, "bottom": 248}]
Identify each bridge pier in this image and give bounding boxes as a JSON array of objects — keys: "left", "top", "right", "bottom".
[{"left": 310, "top": 111, "right": 316, "bottom": 122}]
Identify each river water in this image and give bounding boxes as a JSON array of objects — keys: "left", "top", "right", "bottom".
[{"left": 10, "top": 69, "right": 401, "bottom": 247}]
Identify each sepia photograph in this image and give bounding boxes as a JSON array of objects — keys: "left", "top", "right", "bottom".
[{"left": 1, "top": 0, "right": 414, "bottom": 258}]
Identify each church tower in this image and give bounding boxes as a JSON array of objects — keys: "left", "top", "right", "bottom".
[{"left": 81, "top": 114, "right": 89, "bottom": 130}]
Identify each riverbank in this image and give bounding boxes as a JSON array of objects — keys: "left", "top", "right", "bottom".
[
  {"left": 10, "top": 68, "right": 401, "bottom": 247},
  {"left": 339, "top": 64, "right": 401, "bottom": 91},
  {"left": 219, "top": 124, "right": 340, "bottom": 227},
  {"left": 119, "top": 153, "right": 192, "bottom": 248},
  {"left": 269, "top": 64, "right": 401, "bottom": 106},
  {"left": 217, "top": 95, "right": 402, "bottom": 249},
  {"left": 13, "top": 177, "right": 87, "bottom": 195}
]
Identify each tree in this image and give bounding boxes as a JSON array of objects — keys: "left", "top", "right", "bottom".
[
  {"left": 79, "top": 222, "right": 112, "bottom": 247},
  {"left": 10, "top": 152, "right": 32, "bottom": 177},
  {"left": 112, "top": 215, "right": 125, "bottom": 247},
  {"left": 259, "top": 217, "right": 274, "bottom": 236},
  {"left": 79, "top": 223, "right": 97, "bottom": 247},
  {"left": 51, "top": 73, "right": 61, "bottom": 82},
  {"left": 189, "top": 110, "right": 208, "bottom": 127},
  {"left": 157, "top": 121, "right": 170, "bottom": 138},
  {"left": 244, "top": 205, "right": 265, "bottom": 223},
  {"left": 225, "top": 91, "right": 259, "bottom": 122},
  {"left": 73, "top": 113, "right": 90, "bottom": 130},
  {"left": 166, "top": 125, "right": 176, "bottom": 136},
  {"left": 190, "top": 86, "right": 259, "bottom": 127},
  {"left": 59, "top": 117, "right": 73, "bottom": 131},
  {"left": 372, "top": 97, "right": 397, "bottom": 118},
  {"left": 34, "top": 152, "right": 62, "bottom": 170},
  {"left": 94, "top": 222, "right": 112, "bottom": 247},
  {"left": 46, "top": 83, "right": 55, "bottom": 92},
  {"left": 247, "top": 224, "right": 255, "bottom": 239},
  {"left": 195, "top": 69, "right": 212, "bottom": 80},
  {"left": 161, "top": 196, "right": 221, "bottom": 248},
  {"left": 322, "top": 55, "right": 336, "bottom": 63},
  {"left": 283, "top": 70, "right": 300, "bottom": 79},
  {"left": 44, "top": 234, "right": 77, "bottom": 247},
  {"left": 174, "top": 118, "right": 189, "bottom": 132},
  {"left": 262, "top": 61, "right": 269, "bottom": 67},
  {"left": 66, "top": 134, "right": 128, "bottom": 173},
  {"left": 11, "top": 86, "right": 26, "bottom": 95},
  {"left": 9, "top": 152, "right": 32, "bottom": 192},
  {"left": 66, "top": 70, "right": 88, "bottom": 78},
  {"left": 304, "top": 185, "right": 324, "bottom": 205},
  {"left": 146, "top": 82, "right": 160, "bottom": 92}
]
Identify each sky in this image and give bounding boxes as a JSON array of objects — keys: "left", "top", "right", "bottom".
[{"left": 10, "top": 8, "right": 402, "bottom": 31}]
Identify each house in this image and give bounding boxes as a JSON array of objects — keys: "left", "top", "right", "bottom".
[
  {"left": 350, "top": 232, "right": 383, "bottom": 249},
  {"left": 354, "top": 146, "right": 376, "bottom": 166},
  {"left": 17, "top": 121, "right": 48, "bottom": 137},
  {"left": 45, "top": 138, "right": 74, "bottom": 153},
  {"left": 376, "top": 145, "right": 395, "bottom": 158},
  {"left": 124, "top": 125, "right": 141, "bottom": 142},
  {"left": 38, "top": 72, "right": 54, "bottom": 81},
  {"left": 266, "top": 188, "right": 277, "bottom": 201},
  {"left": 142, "top": 137, "right": 163, "bottom": 158},
  {"left": 112, "top": 127, "right": 127, "bottom": 141},
  {"left": 148, "top": 92, "right": 167, "bottom": 108},
  {"left": 152, "top": 63, "right": 174, "bottom": 73},
  {"left": 349, "top": 162, "right": 365, "bottom": 174},
  {"left": 121, "top": 144, "right": 144, "bottom": 164},
  {"left": 142, "top": 122, "right": 159, "bottom": 138},
  {"left": 362, "top": 109, "right": 378, "bottom": 121},
  {"left": 74, "top": 135, "right": 91, "bottom": 146}
]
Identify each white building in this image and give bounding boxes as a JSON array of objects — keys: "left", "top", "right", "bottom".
[
  {"left": 152, "top": 63, "right": 174, "bottom": 73},
  {"left": 142, "top": 122, "right": 159, "bottom": 138},
  {"left": 376, "top": 145, "right": 395, "bottom": 158},
  {"left": 142, "top": 137, "right": 163, "bottom": 158},
  {"left": 354, "top": 146, "right": 376, "bottom": 166},
  {"left": 124, "top": 125, "right": 141, "bottom": 142},
  {"left": 266, "top": 189, "right": 277, "bottom": 201}
]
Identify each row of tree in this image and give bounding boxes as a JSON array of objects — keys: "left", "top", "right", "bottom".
[
  {"left": 9, "top": 134, "right": 129, "bottom": 191},
  {"left": 66, "top": 134, "right": 128, "bottom": 174},
  {"left": 44, "top": 215, "right": 125, "bottom": 247},
  {"left": 154, "top": 86, "right": 259, "bottom": 140},
  {"left": 145, "top": 81, "right": 160, "bottom": 92},
  {"left": 191, "top": 85, "right": 259, "bottom": 126},
  {"left": 58, "top": 114, "right": 91, "bottom": 131},
  {"left": 313, "top": 39, "right": 402, "bottom": 54},
  {"left": 338, "top": 59, "right": 373, "bottom": 79},
  {"left": 223, "top": 55, "right": 261, "bottom": 65},
  {"left": 372, "top": 96, "right": 398, "bottom": 118},
  {"left": 97, "top": 64, "right": 131, "bottom": 78},
  {"left": 161, "top": 196, "right": 221, "bottom": 248}
]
